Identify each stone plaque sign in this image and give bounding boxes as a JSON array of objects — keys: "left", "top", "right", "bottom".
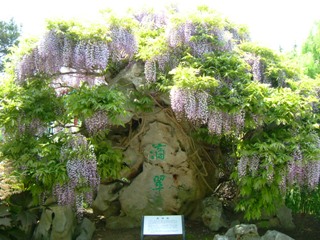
[{"left": 141, "top": 215, "right": 185, "bottom": 239}]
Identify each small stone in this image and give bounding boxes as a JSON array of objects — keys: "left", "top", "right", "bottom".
[{"left": 214, "top": 234, "right": 230, "bottom": 240}]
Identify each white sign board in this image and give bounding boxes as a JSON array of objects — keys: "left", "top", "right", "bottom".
[{"left": 142, "top": 215, "right": 184, "bottom": 235}]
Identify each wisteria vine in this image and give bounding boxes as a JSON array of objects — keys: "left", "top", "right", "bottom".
[
  {"left": 16, "top": 26, "right": 138, "bottom": 83},
  {"left": 238, "top": 144, "right": 320, "bottom": 194},
  {"left": 134, "top": 10, "right": 169, "bottom": 30},
  {"left": 53, "top": 133, "right": 100, "bottom": 219},
  {"left": 208, "top": 109, "right": 245, "bottom": 136},
  {"left": 109, "top": 26, "right": 137, "bottom": 62},
  {"left": 84, "top": 110, "right": 109, "bottom": 136},
  {"left": 170, "top": 86, "right": 209, "bottom": 124}
]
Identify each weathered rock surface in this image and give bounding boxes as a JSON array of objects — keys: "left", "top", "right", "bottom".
[
  {"left": 202, "top": 195, "right": 228, "bottom": 231},
  {"left": 225, "top": 224, "right": 260, "bottom": 240},
  {"left": 215, "top": 224, "right": 294, "bottom": 240},
  {"left": 92, "top": 183, "right": 122, "bottom": 218},
  {"left": 75, "top": 218, "right": 96, "bottom": 240},
  {"left": 93, "top": 63, "right": 218, "bottom": 229},
  {"left": 97, "top": 106, "right": 218, "bottom": 228},
  {"left": 256, "top": 205, "right": 295, "bottom": 230},
  {"left": 119, "top": 116, "right": 211, "bottom": 221},
  {"left": 276, "top": 205, "right": 295, "bottom": 230},
  {"left": 214, "top": 235, "right": 231, "bottom": 240},
  {"left": 33, "top": 205, "right": 76, "bottom": 240},
  {"left": 260, "top": 230, "right": 294, "bottom": 240}
]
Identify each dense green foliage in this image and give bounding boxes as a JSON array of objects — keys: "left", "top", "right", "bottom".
[
  {"left": 0, "top": 18, "right": 20, "bottom": 71},
  {"left": 0, "top": 5, "right": 320, "bottom": 226},
  {"left": 0, "top": 192, "right": 38, "bottom": 240},
  {"left": 302, "top": 21, "right": 320, "bottom": 78}
]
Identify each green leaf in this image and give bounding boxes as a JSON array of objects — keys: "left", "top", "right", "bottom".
[{"left": 16, "top": 210, "right": 37, "bottom": 231}]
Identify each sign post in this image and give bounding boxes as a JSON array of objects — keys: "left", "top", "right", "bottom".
[{"left": 141, "top": 215, "right": 186, "bottom": 239}]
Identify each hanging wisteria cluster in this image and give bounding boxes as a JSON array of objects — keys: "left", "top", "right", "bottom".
[
  {"left": 53, "top": 133, "right": 100, "bottom": 219},
  {"left": 143, "top": 21, "right": 238, "bottom": 83},
  {"left": 243, "top": 54, "right": 265, "bottom": 82},
  {"left": 17, "top": 114, "right": 47, "bottom": 136},
  {"left": 144, "top": 51, "right": 179, "bottom": 83},
  {"left": 155, "top": 52, "right": 172, "bottom": 72},
  {"left": 144, "top": 60, "right": 157, "bottom": 83},
  {"left": 285, "top": 146, "right": 320, "bottom": 190},
  {"left": 170, "top": 86, "right": 209, "bottom": 124},
  {"left": 109, "top": 27, "right": 137, "bottom": 62},
  {"left": 167, "top": 22, "right": 235, "bottom": 57},
  {"left": 16, "top": 30, "right": 110, "bottom": 82},
  {"left": 71, "top": 40, "right": 109, "bottom": 71},
  {"left": 244, "top": 53, "right": 287, "bottom": 87},
  {"left": 167, "top": 21, "right": 196, "bottom": 48},
  {"left": 237, "top": 155, "right": 260, "bottom": 178},
  {"left": 84, "top": 110, "right": 109, "bottom": 136},
  {"left": 238, "top": 145, "right": 320, "bottom": 193},
  {"left": 170, "top": 86, "right": 245, "bottom": 134},
  {"left": 238, "top": 155, "right": 275, "bottom": 187},
  {"left": 134, "top": 10, "right": 169, "bottom": 29},
  {"left": 208, "top": 109, "right": 245, "bottom": 136}
]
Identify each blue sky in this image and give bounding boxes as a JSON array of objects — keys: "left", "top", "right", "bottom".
[{"left": 0, "top": 0, "right": 319, "bottom": 52}]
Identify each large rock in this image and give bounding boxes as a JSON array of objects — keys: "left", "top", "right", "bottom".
[
  {"left": 97, "top": 62, "right": 219, "bottom": 228},
  {"left": 276, "top": 205, "right": 295, "bottom": 230},
  {"left": 214, "top": 224, "right": 295, "bottom": 240},
  {"left": 110, "top": 62, "right": 146, "bottom": 90},
  {"left": 261, "top": 230, "right": 294, "bottom": 240},
  {"left": 108, "top": 62, "right": 146, "bottom": 124},
  {"left": 75, "top": 218, "right": 96, "bottom": 240},
  {"left": 202, "top": 195, "right": 228, "bottom": 231},
  {"left": 33, "top": 205, "right": 76, "bottom": 240},
  {"left": 101, "top": 109, "right": 218, "bottom": 228},
  {"left": 92, "top": 183, "right": 122, "bottom": 218},
  {"left": 257, "top": 205, "right": 295, "bottom": 230}
]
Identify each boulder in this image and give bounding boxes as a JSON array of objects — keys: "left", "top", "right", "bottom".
[
  {"left": 96, "top": 64, "right": 219, "bottom": 228},
  {"left": 214, "top": 224, "right": 295, "bottom": 240},
  {"left": 92, "top": 183, "right": 122, "bottom": 218},
  {"left": 108, "top": 62, "right": 146, "bottom": 124},
  {"left": 110, "top": 62, "right": 146, "bottom": 90},
  {"left": 75, "top": 218, "right": 96, "bottom": 240},
  {"left": 225, "top": 224, "right": 260, "bottom": 240},
  {"left": 33, "top": 208, "right": 53, "bottom": 240},
  {"left": 117, "top": 111, "right": 215, "bottom": 223},
  {"left": 202, "top": 195, "right": 228, "bottom": 231},
  {"left": 213, "top": 235, "right": 230, "bottom": 240},
  {"left": 276, "top": 205, "right": 295, "bottom": 230},
  {"left": 33, "top": 205, "right": 76, "bottom": 240},
  {"left": 257, "top": 205, "right": 295, "bottom": 230},
  {"left": 261, "top": 230, "right": 294, "bottom": 240}
]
